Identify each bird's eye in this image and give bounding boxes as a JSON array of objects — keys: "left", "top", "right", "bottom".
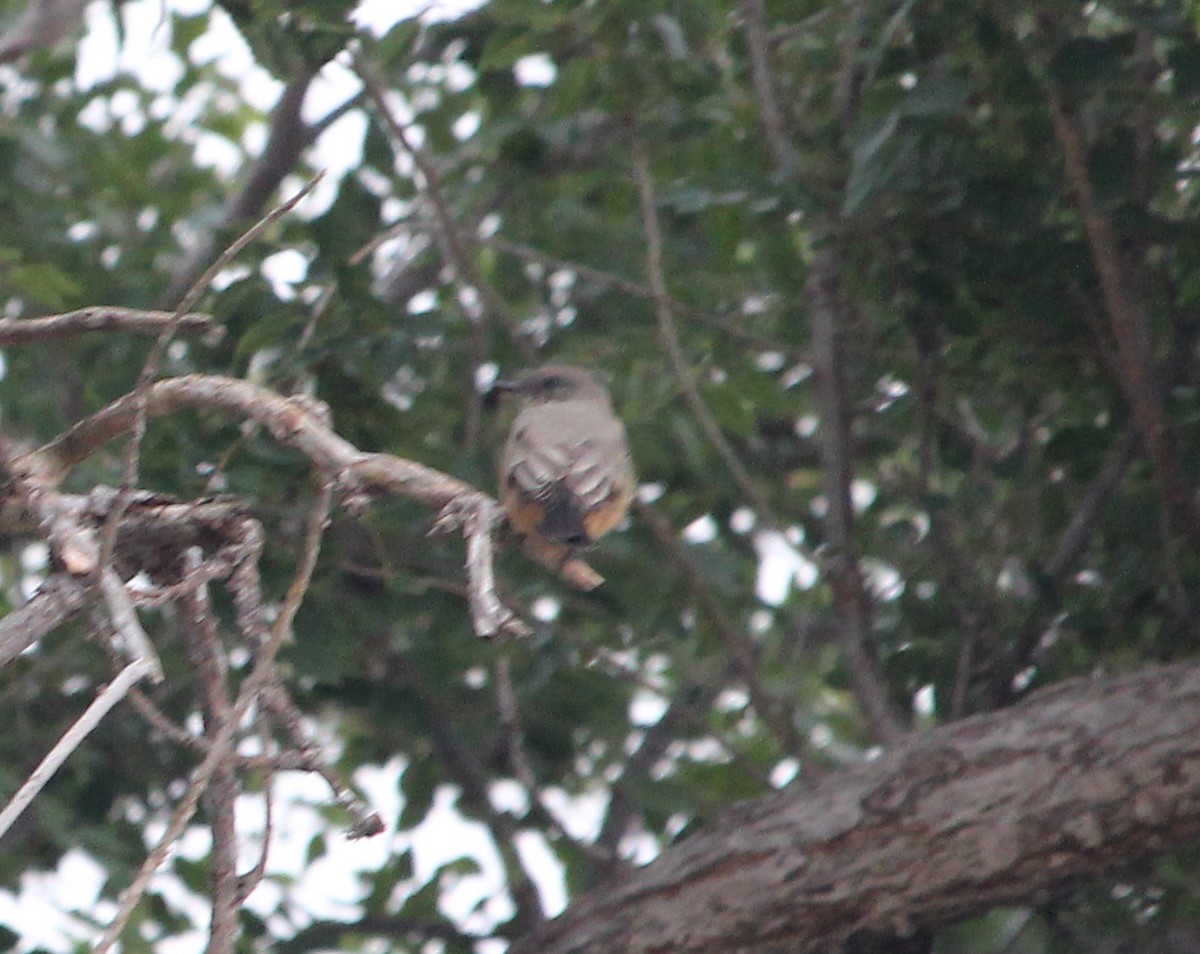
[{"left": 540, "top": 376, "right": 566, "bottom": 392}]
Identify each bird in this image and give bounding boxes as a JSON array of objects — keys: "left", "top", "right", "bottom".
[{"left": 495, "top": 365, "right": 635, "bottom": 557}]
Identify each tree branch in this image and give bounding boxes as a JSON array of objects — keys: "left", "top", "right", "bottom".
[
  {"left": 806, "top": 242, "right": 905, "bottom": 744},
  {"left": 512, "top": 661, "right": 1200, "bottom": 954},
  {"left": 1043, "top": 81, "right": 1200, "bottom": 557},
  {"left": 0, "top": 308, "right": 218, "bottom": 344}
]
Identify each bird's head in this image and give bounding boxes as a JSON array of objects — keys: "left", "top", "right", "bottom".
[{"left": 495, "top": 365, "right": 610, "bottom": 407}]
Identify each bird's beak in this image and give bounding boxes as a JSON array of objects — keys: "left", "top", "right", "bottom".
[{"left": 492, "top": 378, "right": 521, "bottom": 394}]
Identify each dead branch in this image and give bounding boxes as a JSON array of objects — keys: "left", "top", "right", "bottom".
[
  {"left": 0, "top": 308, "right": 218, "bottom": 344},
  {"left": 33, "top": 371, "right": 596, "bottom": 602},
  {"left": 0, "top": 655, "right": 157, "bottom": 841}
]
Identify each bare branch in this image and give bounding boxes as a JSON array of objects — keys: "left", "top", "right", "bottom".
[
  {"left": 1043, "top": 80, "right": 1200, "bottom": 557},
  {"left": 632, "top": 141, "right": 781, "bottom": 530},
  {"left": 353, "top": 55, "right": 534, "bottom": 363},
  {"left": 0, "top": 308, "right": 218, "bottom": 345},
  {"left": 0, "top": 656, "right": 157, "bottom": 841},
  {"left": 432, "top": 497, "right": 532, "bottom": 636},
  {"left": 95, "top": 477, "right": 335, "bottom": 952},
  {"left": 158, "top": 67, "right": 324, "bottom": 305},
  {"left": 0, "top": 574, "right": 92, "bottom": 667},
  {"left": 261, "top": 682, "right": 384, "bottom": 839},
  {"left": 740, "top": 0, "right": 801, "bottom": 174},
  {"left": 36, "top": 372, "right": 592, "bottom": 599},
  {"left": 178, "top": 547, "right": 239, "bottom": 954},
  {"left": 99, "top": 568, "right": 163, "bottom": 682},
  {"left": 806, "top": 242, "right": 905, "bottom": 744},
  {"left": 640, "top": 503, "right": 804, "bottom": 757}
]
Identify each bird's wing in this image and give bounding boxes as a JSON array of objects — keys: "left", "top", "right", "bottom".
[{"left": 504, "top": 408, "right": 631, "bottom": 512}]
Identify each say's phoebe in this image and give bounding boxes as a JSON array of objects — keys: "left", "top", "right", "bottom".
[{"left": 496, "top": 365, "right": 635, "bottom": 555}]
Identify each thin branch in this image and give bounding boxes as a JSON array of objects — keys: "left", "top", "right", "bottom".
[
  {"left": 472, "top": 232, "right": 796, "bottom": 354},
  {"left": 394, "top": 652, "right": 544, "bottom": 935},
  {"left": 94, "top": 477, "right": 336, "bottom": 953},
  {"left": 128, "top": 687, "right": 200, "bottom": 748},
  {"left": 98, "top": 568, "right": 163, "bottom": 682},
  {"left": 640, "top": 503, "right": 805, "bottom": 758},
  {"left": 0, "top": 308, "right": 218, "bottom": 345},
  {"left": 158, "top": 66, "right": 323, "bottom": 306},
  {"left": 1043, "top": 79, "right": 1200, "bottom": 557},
  {"left": 178, "top": 547, "right": 239, "bottom": 954},
  {"left": 97, "top": 174, "right": 325, "bottom": 606},
  {"left": 261, "top": 682, "right": 384, "bottom": 839},
  {"left": 234, "top": 720, "right": 274, "bottom": 904},
  {"left": 806, "top": 241, "right": 905, "bottom": 743},
  {"left": 981, "top": 423, "right": 1141, "bottom": 710},
  {"left": 589, "top": 679, "right": 722, "bottom": 888},
  {"left": 740, "top": 0, "right": 801, "bottom": 174},
  {"left": 0, "top": 656, "right": 156, "bottom": 841},
  {"left": 353, "top": 54, "right": 534, "bottom": 363},
  {"left": 432, "top": 497, "right": 532, "bottom": 636},
  {"left": 632, "top": 141, "right": 781, "bottom": 529}
]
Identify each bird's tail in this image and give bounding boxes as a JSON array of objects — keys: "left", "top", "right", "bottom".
[{"left": 539, "top": 485, "right": 590, "bottom": 546}]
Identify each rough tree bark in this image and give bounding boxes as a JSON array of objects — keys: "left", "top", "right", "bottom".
[{"left": 511, "top": 661, "right": 1200, "bottom": 954}]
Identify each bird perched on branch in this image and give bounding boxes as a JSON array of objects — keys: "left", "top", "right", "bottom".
[{"left": 495, "top": 365, "right": 635, "bottom": 569}]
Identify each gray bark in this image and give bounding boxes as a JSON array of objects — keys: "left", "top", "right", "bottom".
[{"left": 513, "top": 662, "right": 1200, "bottom": 953}]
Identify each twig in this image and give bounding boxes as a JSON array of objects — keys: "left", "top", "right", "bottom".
[
  {"left": 393, "top": 652, "right": 543, "bottom": 936},
  {"left": 490, "top": 654, "right": 597, "bottom": 859},
  {"left": 261, "top": 682, "right": 384, "bottom": 839},
  {"left": 234, "top": 719, "right": 274, "bottom": 904},
  {"left": 806, "top": 241, "right": 905, "bottom": 744},
  {"left": 94, "top": 477, "right": 335, "bottom": 953},
  {"left": 740, "top": 0, "right": 801, "bottom": 174},
  {"left": 99, "top": 568, "right": 163, "bottom": 682},
  {"left": 981, "top": 423, "right": 1141, "bottom": 709},
  {"left": 432, "top": 498, "right": 531, "bottom": 637},
  {"left": 97, "top": 173, "right": 325, "bottom": 587},
  {"left": 0, "top": 656, "right": 156, "bottom": 840},
  {"left": 631, "top": 140, "right": 782, "bottom": 530},
  {"left": 176, "top": 546, "right": 240, "bottom": 954},
  {"left": 589, "top": 682, "right": 718, "bottom": 888},
  {"left": 639, "top": 503, "right": 804, "bottom": 757},
  {"left": 472, "top": 232, "right": 795, "bottom": 354},
  {"left": 353, "top": 54, "right": 534, "bottom": 362},
  {"left": 128, "top": 687, "right": 200, "bottom": 748},
  {"left": 0, "top": 435, "right": 99, "bottom": 574},
  {"left": 0, "top": 308, "right": 218, "bottom": 344},
  {"left": 157, "top": 65, "right": 331, "bottom": 306},
  {"left": 1043, "top": 79, "right": 1200, "bottom": 557}
]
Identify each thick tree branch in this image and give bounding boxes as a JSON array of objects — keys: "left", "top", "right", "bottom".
[{"left": 512, "top": 661, "right": 1200, "bottom": 954}]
